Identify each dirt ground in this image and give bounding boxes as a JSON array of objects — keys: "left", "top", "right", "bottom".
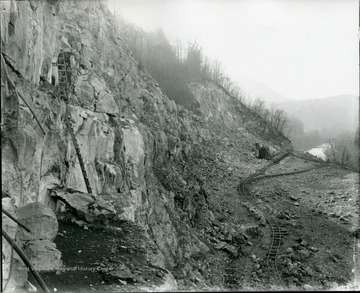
[
  {"left": 172, "top": 146, "right": 359, "bottom": 291},
  {"left": 27, "top": 147, "right": 359, "bottom": 292},
  {"left": 211, "top": 152, "right": 359, "bottom": 291},
  {"left": 28, "top": 220, "right": 167, "bottom": 293}
]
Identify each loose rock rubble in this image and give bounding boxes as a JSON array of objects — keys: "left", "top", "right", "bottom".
[{"left": 1, "top": 0, "right": 358, "bottom": 292}]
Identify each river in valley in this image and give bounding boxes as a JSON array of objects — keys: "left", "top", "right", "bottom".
[{"left": 305, "top": 143, "right": 330, "bottom": 160}]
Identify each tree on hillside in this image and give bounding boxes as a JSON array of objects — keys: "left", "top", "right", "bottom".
[
  {"left": 324, "top": 131, "right": 359, "bottom": 170},
  {"left": 200, "top": 57, "right": 212, "bottom": 80},
  {"left": 261, "top": 108, "right": 270, "bottom": 124},
  {"left": 265, "top": 104, "right": 288, "bottom": 134},
  {"left": 251, "top": 97, "right": 266, "bottom": 116},
  {"left": 284, "top": 116, "right": 304, "bottom": 137},
  {"left": 354, "top": 126, "right": 359, "bottom": 150},
  {"left": 210, "top": 60, "right": 225, "bottom": 85},
  {"left": 113, "top": 15, "right": 290, "bottom": 125},
  {"left": 184, "top": 40, "right": 202, "bottom": 82},
  {"left": 174, "top": 38, "right": 184, "bottom": 63}
]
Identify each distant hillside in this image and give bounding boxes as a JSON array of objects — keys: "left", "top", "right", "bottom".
[
  {"left": 238, "top": 77, "right": 291, "bottom": 104},
  {"left": 277, "top": 95, "right": 359, "bottom": 133}
]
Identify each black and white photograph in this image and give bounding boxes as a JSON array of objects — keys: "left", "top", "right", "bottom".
[{"left": 1, "top": 0, "right": 359, "bottom": 292}]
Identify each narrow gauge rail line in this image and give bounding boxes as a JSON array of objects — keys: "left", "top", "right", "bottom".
[
  {"left": 234, "top": 149, "right": 327, "bottom": 288},
  {"left": 239, "top": 180, "right": 286, "bottom": 288},
  {"left": 266, "top": 217, "right": 287, "bottom": 288},
  {"left": 291, "top": 152, "right": 356, "bottom": 172},
  {"left": 251, "top": 164, "right": 326, "bottom": 183},
  {"left": 237, "top": 150, "right": 292, "bottom": 288},
  {"left": 223, "top": 150, "right": 290, "bottom": 288}
]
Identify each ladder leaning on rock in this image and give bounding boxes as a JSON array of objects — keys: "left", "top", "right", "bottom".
[{"left": 57, "top": 52, "right": 92, "bottom": 194}]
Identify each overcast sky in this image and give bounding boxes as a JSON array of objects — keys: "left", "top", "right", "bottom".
[{"left": 107, "top": 0, "right": 359, "bottom": 100}]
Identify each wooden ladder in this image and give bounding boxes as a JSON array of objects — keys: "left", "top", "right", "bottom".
[{"left": 57, "top": 52, "right": 93, "bottom": 194}]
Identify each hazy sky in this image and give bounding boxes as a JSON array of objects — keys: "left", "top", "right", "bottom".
[{"left": 107, "top": 0, "right": 359, "bottom": 100}]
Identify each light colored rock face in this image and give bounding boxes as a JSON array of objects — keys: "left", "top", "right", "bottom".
[
  {"left": 189, "top": 82, "right": 245, "bottom": 128},
  {"left": 16, "top": 202, "right": 59, "bottom": 241},
  {"left": 0, "top": 0, "right": 282, "bottom": 278},
  {"left": 122, "top": 125, "right": 145, "bottom": 181},
  {"left": 151, "top": 272, "right": 178, "bottom": 292},
  {"left": 2, "top": 201, "right": 62, "bottom": 290},
  {"left": 1, "top": 0, "right": 199, "bottom": 271},
  {"left": 24, "top": 240, "right": 63, "bottom": 271},
  {"left": 2, "top": 198, "right": 19, "bottom": 288}
]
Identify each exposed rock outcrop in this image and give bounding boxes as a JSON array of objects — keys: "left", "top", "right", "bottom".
[
  {"left": 16, "top": 203, "right": 62, "bottom": 271},
  {"left": 16, "top": 202, "right": 58, "bottom": 241},
  {"left": 50, "top": 188, "right": 116, "bottom": 223},
  {"left": 1, "top": 0, "right": 288, "bottom": 290}
]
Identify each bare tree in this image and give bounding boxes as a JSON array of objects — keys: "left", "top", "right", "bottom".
[
  {"left": 324, "top": 132, "right": 359, "bottom": 169},
  {"left": 251, "top": 97, "right": 266, "bottom": 116},
  {"left": 185, "top": 40, "right": 202, "bottom": 81}
]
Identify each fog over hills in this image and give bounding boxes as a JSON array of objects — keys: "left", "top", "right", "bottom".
[
  {"left": 277, "top": 95, "right": 359, "bottom": 133},
  {"left": 239, "top": 78, "right": 358, "bottom": 135},
  {"left": 238, "top": 78, "right": 292, "bottom": 104}
]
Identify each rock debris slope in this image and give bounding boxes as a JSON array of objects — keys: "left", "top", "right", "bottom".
[
  {"left": 0, "top": 0, "right": 285, "bottom": 288},
  {"left": 4, "top": 1, "right": 356, "bottom": 292}
]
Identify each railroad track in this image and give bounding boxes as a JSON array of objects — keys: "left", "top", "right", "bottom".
[
  {"left": 239, "top": 185, "right": 287, "bottom": 287},
  {"left": 236, "top": 149, "right": 327, "bottom": 287},
  {"left": 237, "top": 150, "right": 291, "bottom": 288},
  {"left": 224, "top": 260, "right": 241, "bottom": 287},
  {"left": 251, "top": 164, "right": 326, "bottom": 183},
  {"left": 291, "top": 151, "right": 356, "bottom": 172},
  {"left": 266, "top": 219, "right": 288, "bottom": 263},
  {"left": 265, "top": 217, "right": 287, "bottom": 287},
  {"left": 234, "top": 148, "right": 341, "bottom": 288}
]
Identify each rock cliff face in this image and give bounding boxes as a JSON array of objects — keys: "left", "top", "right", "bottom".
[{"left": 1, "top": 0, "right": 287, "bottom": 289}]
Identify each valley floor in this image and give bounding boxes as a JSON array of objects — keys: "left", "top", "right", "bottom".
[{"left": 239, "top": 154, "right": 359, "bottom": 290}]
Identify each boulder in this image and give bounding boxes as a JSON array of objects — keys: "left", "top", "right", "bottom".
[
  {"left": 304, "top": 284, "right": 313, "bottom": 290},
  {"left": 353, "top": 229, "right": 360, "bottom": 238},
  {"left": 288, "top": 195, "right": 298, "bottom": 201},
  {"left": 258, "top": 146, "right": 270, "bottom": 159},
  {"left": 147, "top": 249, "right": 167, "bottom": 269},
  {"left": 50, "top": 189, "right": 116, "bottom": 223},
  {"left": 233, "top": 233, "right": 245, "bottom": 244},
  {"left": 339, "top": 216, "right": 347, "bottom": 222},
  {"left": 16, "top": 202, "right": 58, "bottom": 241},
  {"left": 240, "top": 223, "right": 259, "bottom": 234},
  {"left": 24, "top": 240, "right": 62, "bottom": 271},
  {"left": 168, "top": 135, "right": 180, "bottom": 156},
  {"left": 225, "top": 232, "right": 233, "bottom": 242},
  {"left": 23, "top": 281, "right": 37, "bottom": 292},
  {"left": 215, "top": 241, "right": 227, "bottom": 250},
  {"left": 107, "top": 264, "right": 135, "bottom": 282},
  {"left": 303, "top": 266, "right": 314, "bottom": 277},
  {"left": 11, "top": 203, "right": 63, "bottom": 287},
  {"left": 291, "top": 251, "right": 304, "bottom": 262},
  {"left": 278, "top": 213, "right": 291, "bottom": 220},
  {"left": 286, "top": 247, "right": 294, "bottom": 254},
  {"left": 309, "top": 246, "right": 319, "bottom": 252},
  {"left": 223, "top": 244, "right": 238, "bottom": 257}
]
